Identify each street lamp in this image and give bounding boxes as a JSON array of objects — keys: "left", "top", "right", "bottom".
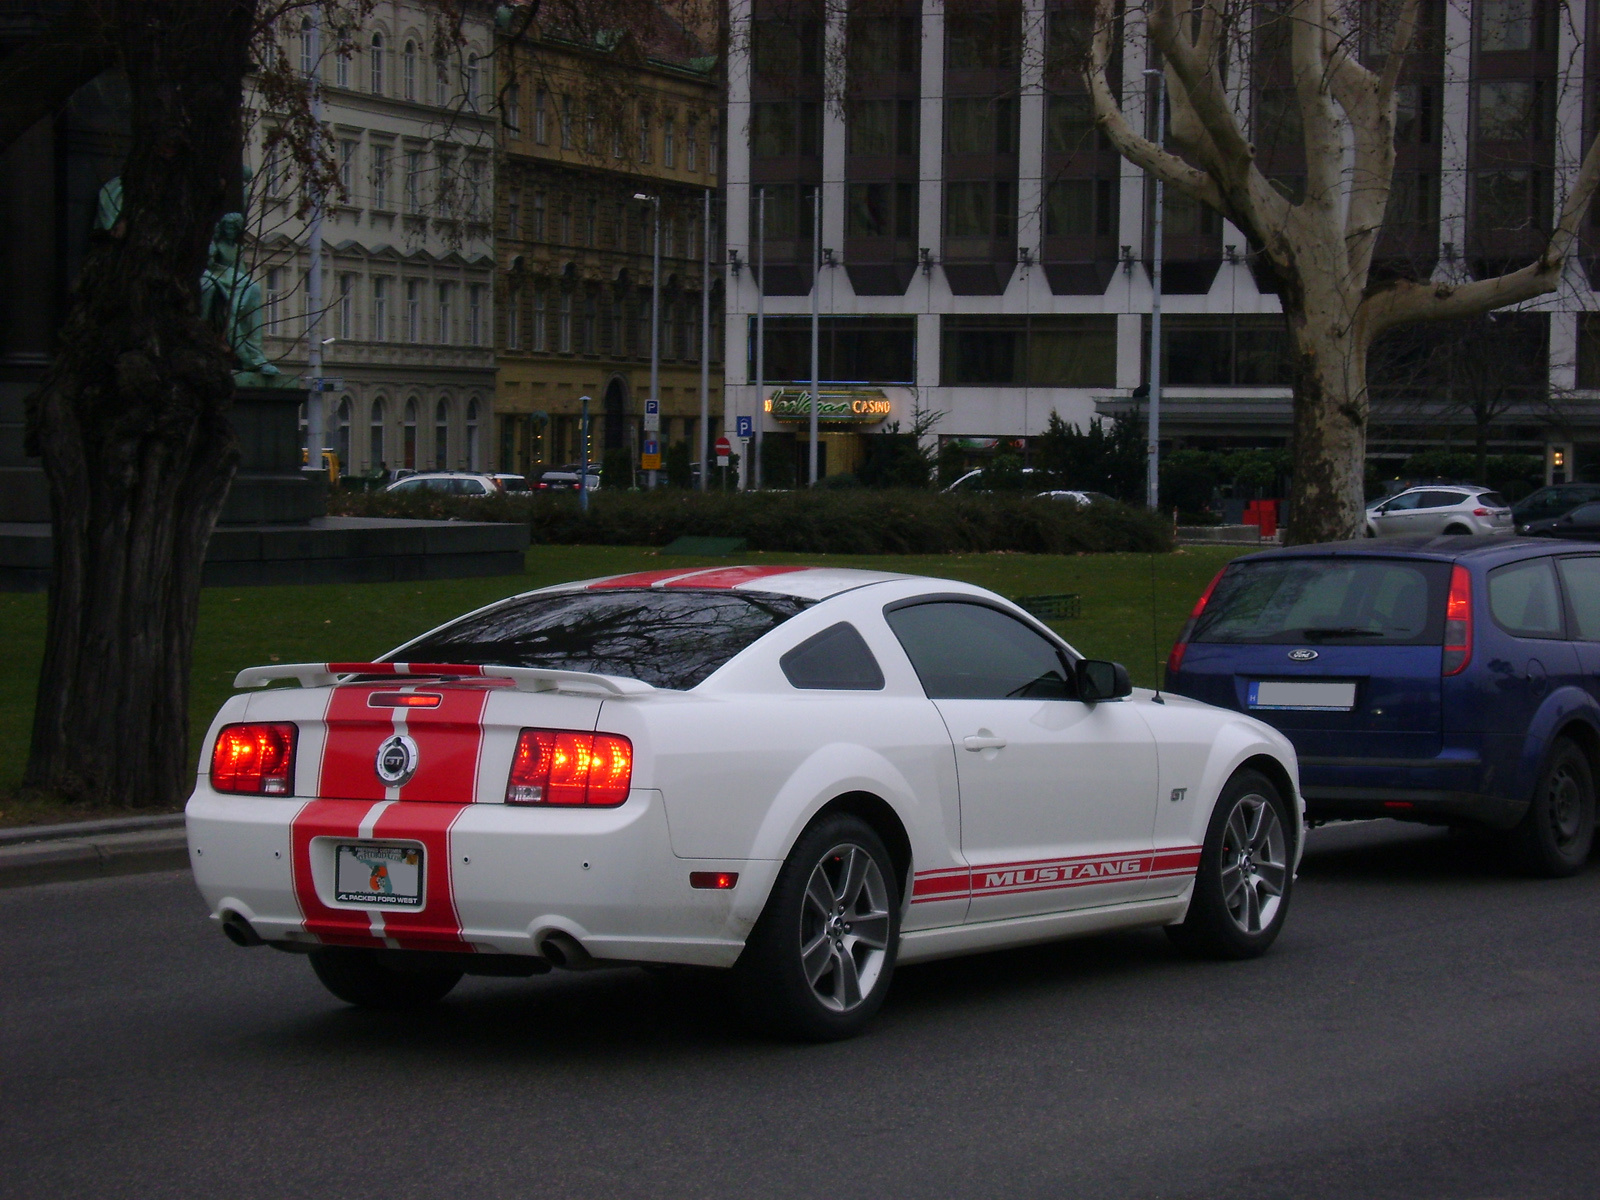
[
  {"left": 635, "top": 192, "right": 661, "bottom": 489},
  {"left": 1143, "top": 67, "right": 1167, "bottom": 513}
]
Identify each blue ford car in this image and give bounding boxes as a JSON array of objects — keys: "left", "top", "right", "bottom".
[{"left": 1166, "top": 537, "right": 1600, "bottom": 876}]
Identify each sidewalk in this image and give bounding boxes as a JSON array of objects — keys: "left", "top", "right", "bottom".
[{"left": 0, "top": 813, "right": 188, "bottom": 888}]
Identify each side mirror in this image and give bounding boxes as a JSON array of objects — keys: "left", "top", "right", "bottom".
[{"left": 1077, "top": 659, "right": 1133, "bottom": 702}]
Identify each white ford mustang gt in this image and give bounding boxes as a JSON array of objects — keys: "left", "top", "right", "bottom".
[{"left": 188, "top": 565, "right": 1303, "bottom": 1039}]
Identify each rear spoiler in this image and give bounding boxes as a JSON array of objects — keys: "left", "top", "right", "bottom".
[{"left": 232, "top": 662, "right": 656, "bottom": 697}]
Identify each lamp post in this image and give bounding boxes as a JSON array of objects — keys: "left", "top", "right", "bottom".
[
  {"left": 808, "top": 183, "right": 820, "bottom": 487},
  {"left": 700, "top": 187, "right": 711, "bottom": 493},
  {"left": 579, "top": 394, "right": 591, "bottom": 512},
  {"left": 1143, "top": 67, "right": 1166, "bottom": 512},
  {"left": 753, "top": 186, "right": 766, "bottom": 490},
  {"left": 304, "top": 13, "right": 325, "bottom": 478},
  {"left": 634, "top": 192, "right": 661, "bottom": 490}
]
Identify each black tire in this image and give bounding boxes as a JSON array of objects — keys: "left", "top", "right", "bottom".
[
  {"left": 734, "top": 814, "right": 901, "bottom": 1042},
  {"left": 308, "top": 947, "right": 463, "bottom": 1010},
  {"left": 1167, "top": 769, "right": 1295, "bottom": 960},
  {"left": 1510, "top": 737, "right": 1596, "bottom": 878}
]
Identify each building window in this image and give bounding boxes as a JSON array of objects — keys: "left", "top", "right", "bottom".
[
  {"left": 639, "top": 110, "right": 651, "bottom": 162},
  {"left": 334, "top": 397, "right": 351, "bottom": 470},
  {"left": 534, "top": 89, "right": 548, "bottom": 143},
  {"left": 437, "top": 282, "right": 454, "bottom": 343},
  {"left": 533, "top": 290, "right": 547, "bottom": 351},
  {"left": 753, "top": 316, "right": 918, "bottom": 383},
  {"left": 686, "top": 120, "right": 698, "bottom": 171},
  {"left": 560, "top": 196, "right": 572, "bottom": 244},
  {"left": 403, "top": 40, "right": 417, "bottom": 100},
  {"left": 464, "top": 158, "right": 483, "bottom": 219},
  {"left": 505, "top": 82, "right": 521, "bottom": 131},
  {"left": 582, "top": 294, "right": 596, "bottom": 353},
  {"left": 403, "top": 397, "right": 418, "bottom": 468},
  {"left": 337, "top": 273, "right": 353, "bottom": 339},
  {"left": 466, "top": 398, "right": 480, "bottom": 470},
  {"left": 561, "top": 94, "right": 574, "bottom": 149},
  {"left": 709, "top": 123, "right": 719, "bottom": 175},
  {"left": 846, "top": 181, "right": 918, "bottom": 238},
  {"left": 371, "top": 277, "right": 389, "bottom": 341},
  {"left": 586, "top": 197, "right": 597, "bottom": 246},
  {"left": 338, "top": 139, "right": 356, "bottom": 200},
  {"left": 507, "top": 291, "right": 522, "bottom": 350},
  {"left": 1141, "top": 314, "right": 1295, "bottom": 387},
  {"left": 299, "top": 17, "right": 315, "bottom": 77},
  {"left": 942, "top": 315, "right": 1117, "bottom": 386},
  {"left": 1043, "top": 179, "right": 1114, "bottom": 237},
  {"left": 262, "top": 143, "right": 282, "bottom": 197},
  {"left": 434, "top": 54, "right": 448, "bottom": 105},
  {"left": 435, "top": 400, "right": 450, "bottom": 469},
  {"left": 585, "top": 98, "right": 597, "bottom": 153},
  {"left": 1476, "top": 80, "right": 1544, "bottom": 141},
  {"left": 1480, "top": 0, "right": 1539, "bottom": 51},
  {"left": 335, "top": 47, "right": 349, "bottom": 89},
  {"left": 264, "top": 268, "right": 283, "bottom": 332},
  {"left": 508, "top": 187, "right": 521, "bottom": 238},
  {"left": 559, "top": 292, "right": 573, "bottom": 352},
  {"left": 405, "top": 150, "right": 422, "bottom": 212},
  {"left": 468, "top": 284, "right": 484, "bottom": 346},
  {"left": 463, "top": 54, "right": 480, "bottom": 110},
  {"left": 405, "top": 279, "right": 421, "bottom": 342},
  {"left": 369, "top": 32, "right": 384, "bottom": 94},
  {"left": 371, "top": 143, "right": 390, "bottom": 208},
  {"left": 370, "top": 397, "right": 386, "bottom": 469},
  {"left": 944, "top": 180, "right": 1015, "bottom": 241},
  {"left": 664, "top": 118, "right": 676, "bottom": 168}
]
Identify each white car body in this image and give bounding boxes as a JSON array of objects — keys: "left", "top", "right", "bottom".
[
  {"left": 1365, "top": 485, "right": 1513, "bottom": 537},
  {"left": 188, "top": 567, "right": 1302, "bottom": 973},
  {"left": 383, "top": 472, "right": 501, "bottom": 497}
]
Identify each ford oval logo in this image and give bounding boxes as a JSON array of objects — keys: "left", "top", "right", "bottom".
[
  {"left": 375, "top": 733, "right": 419, "bottom": 786},
  {"left": 1287, "top": 648, "right": 1319, "bottom": 662}
]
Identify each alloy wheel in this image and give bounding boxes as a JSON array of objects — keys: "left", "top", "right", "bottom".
[
  {"left": 799, "top": 844, "right": 891, "bottom": 1013},
  {"left": 1219, "top": 793, "right": 1288, "bottom": 935}
]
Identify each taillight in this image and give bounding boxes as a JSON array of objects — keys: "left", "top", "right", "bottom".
[
  {"left": 1443, "top": 564, "right": 1472, "bottom": 676},
  {"left": 1167, "top": 567, "right": 1228, "bottom": 679},
  {"left": 211, "top": 723, "right": 297, "bottom": 795},
  {"left": 506, "top": 729, "right": 633, "bottom": 806},
  {"left": 1473, "top": 507, "right": 1488, "bottom": 516}
]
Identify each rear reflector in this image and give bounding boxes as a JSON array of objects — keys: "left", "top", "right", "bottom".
[
  {"left": 506, "top": 729, "right": 633, "bottom": 806},
  {"left": 690, "top": 872, "right": 739, "bottom": 890},
  {"left": 1442, "top": 564, "right": 1472, "bottom": 676},
  {"left": 1383, "top": 801, "right": 1415, "bottom": 811},
  {"left": 211, "top": 723, "right": 297, "bottom": 795},
  {"left": 367, "top": 693, "right": 443, "bottom": 708},
  {"left": 1167, "top": 566, "right": 1228, "bottom": 679}
]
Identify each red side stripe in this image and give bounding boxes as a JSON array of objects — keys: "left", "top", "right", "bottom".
[
  {"left": 661, "top": 565, "right": 809, "bottom": 589},
  {"left": 908, "top": 846, "right": 1204, "bottom": 905},
  {"left": 290, "top": 799, "right": 387, "bottom": 946}
]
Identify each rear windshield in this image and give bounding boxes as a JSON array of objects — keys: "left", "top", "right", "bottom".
[
  {"left": 395, "top": 589, "right": 811, "bottom": 690},
  {"left": 1478, "top": 492, "right": 1507, "bottom": 509},
  {"left": 1192, "top": 558, "right": 1451, "bottom": 646}
]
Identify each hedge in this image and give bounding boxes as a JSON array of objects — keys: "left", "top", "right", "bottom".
[{"left": 329, "top": 488, "right": 1175, "bottom": 555}]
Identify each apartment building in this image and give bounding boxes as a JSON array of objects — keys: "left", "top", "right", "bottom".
[{"left": 724, "top": 0, "right": 1600, "bottom": 484}]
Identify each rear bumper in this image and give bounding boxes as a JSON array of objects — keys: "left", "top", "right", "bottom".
[
  {"left": 185, "top": 789, "right": 778, "bottom": 968},
  {"left": 1300, "top": 758, "right": 1524, "bottom": 827}
]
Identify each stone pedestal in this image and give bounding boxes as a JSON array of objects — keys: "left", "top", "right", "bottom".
[{"left": 220, "top": 384, "right": 326, "bottom": 524}]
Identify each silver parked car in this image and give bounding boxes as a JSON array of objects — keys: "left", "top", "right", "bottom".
[
  {"left": 1365, "top": 485, "right": 1513, "bottom": 537},
  {"left": 383, "top": 472, "right": 502, "bottom": 497}
]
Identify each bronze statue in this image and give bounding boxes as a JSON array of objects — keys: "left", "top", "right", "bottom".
[{"left": 201, "top": 211, "right": 280, "bottom": 380}]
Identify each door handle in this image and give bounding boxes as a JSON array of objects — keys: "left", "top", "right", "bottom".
[{"left": 963, "top": 734, "right": 1007, "bottom": 751}]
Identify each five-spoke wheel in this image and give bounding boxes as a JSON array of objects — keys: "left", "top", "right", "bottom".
[
  {"left": 799, "top": 843, "right": 893, "bottom": 1014},
  {"left": 1218, "top": 791, "right": 1289, "bottom": 935}
]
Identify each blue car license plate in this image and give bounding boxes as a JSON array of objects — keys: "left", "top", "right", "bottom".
[{"left": 1248, "top": 680, "right": 1357, "bottom": 711}]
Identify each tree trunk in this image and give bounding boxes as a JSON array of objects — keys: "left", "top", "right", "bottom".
[
  {"left": 22, "top": 0, "right": 257, "bottom": 809},
  {"left": 1282, "top": 294, "right": 1372, "bottom": 546}
]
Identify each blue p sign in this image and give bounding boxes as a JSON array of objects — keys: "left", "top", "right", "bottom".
[{"left": 736, "top": 415, "right": 753, "bottom": 439}]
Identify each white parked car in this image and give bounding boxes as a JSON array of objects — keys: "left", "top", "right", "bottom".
[
  {"left": 1365, "top": 485, "right": 1513, "bottom": 537},
  {"left": 383, "top": 472, "right": 501, "bottom": 497},
  {"left": 188, "top": 566, "right": 1303, "bottom": 1039}
]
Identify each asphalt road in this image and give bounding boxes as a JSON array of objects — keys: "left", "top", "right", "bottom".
[{"left": 3, "top": 820, "right": 1599, "bottom": 1200}]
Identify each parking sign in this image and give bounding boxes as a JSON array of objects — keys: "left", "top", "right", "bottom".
[
  {"left": 643, "top": 399, "right": 660, "bottom": 433},
  {"left": 736, "top": 415, "right": 753, "bottom": 440}
]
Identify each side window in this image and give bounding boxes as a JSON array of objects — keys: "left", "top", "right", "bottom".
[
  {"left": 780, "top": 623, "right": 885, "bottom": 690},
  {"left": 1384, "top": 493, "right": 1422, "bottom": 511},
  {"left": 1420, "top": 491, "right": 1465, "bottom": 508},
  {"left": 390, "top": 479, "right": 419, "bottom": 493},
  {"left": 1568, "top": 503, "right": 1600, "bottom": 522},
  {"left": 884, "top": 601, "right": 1074, "bottom": 700},
  {"left": 1488, "top": 558, "right": 1564, "bottom": 639},
  {"left": 1557, "top": 558, "right": 1600, "bottom": 640}
]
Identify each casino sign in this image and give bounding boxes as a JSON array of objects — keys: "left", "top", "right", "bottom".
[{"left": 763, "top": 388, "right": 893, "bottom": 424}]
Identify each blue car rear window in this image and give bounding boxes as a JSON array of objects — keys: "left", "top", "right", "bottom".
[{"left": 1193, "top": 558, "right": 1452, "bottom": 646}]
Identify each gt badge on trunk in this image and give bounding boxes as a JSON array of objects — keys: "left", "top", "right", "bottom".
[{"left": 375, "top": 734, "right": 419, "bottom": 787}]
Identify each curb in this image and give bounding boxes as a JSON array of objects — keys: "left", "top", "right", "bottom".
[{"left": 0, "top": 817, "right": 189, "bottom": 889}]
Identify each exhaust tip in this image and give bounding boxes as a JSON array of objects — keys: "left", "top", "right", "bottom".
[
  {"left": 538, "top": 931, "right": 594, "bottom": 970},
  {"left": 221, "top": 912, "right": 264, "bottom": 948}
]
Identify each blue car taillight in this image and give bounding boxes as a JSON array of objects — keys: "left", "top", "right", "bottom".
[
  {"left": 1167, "top": 566, "right": 1227, "bottom": 678},
  {"left": 1442, "top": 564, "right": 1472, "bottom": 676}
]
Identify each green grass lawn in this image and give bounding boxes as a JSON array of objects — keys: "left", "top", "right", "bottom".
[{"left": 0, "top": 543, "right": 1249, "bottom": 821}]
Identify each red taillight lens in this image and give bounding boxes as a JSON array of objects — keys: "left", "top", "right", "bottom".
[
  {"left": 367, "top": 692, "right": 443, "bottom": 708},
  {"left": 1167, "top": 567, "right": 1228, "bottom": 680},
  {"left": 1443, "top": 563, "right": 1472, "bottom": 676},
  {"left": 1473, "top": 507, "right": 1489, "bottom": 516},
  {"left": 506, "top": 729, "right": 633, "bottom": 806},
  {"left": 690, "top": 871, "right": 739, "bottom": 890},
  {"left": 211, "top": 723, "right": 297, "bottom": 795}
]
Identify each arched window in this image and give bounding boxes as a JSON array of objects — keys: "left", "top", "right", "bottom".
[
  {"left": 335, "top": 396, "right": 352, "bottom": 473},
  {"left": 299, "top": 17, "right": 315, "bottom": 77},
  {"left": 466, "top": 398, "right": 481, "bottom": 471},
  {"left": 369, "top": 397, "right": 387, "bottom": 472},
  {"left": 434, "top": 399, "right": 450, "bottom": 470},
  {"left": 434, "top": 55, "right": 448, "bottom": 106},
  {"left": 403, "top": 397, "right": 418, "bottom": 469},
  {"left": 402, "top": 40, "right": 417, "bottom": 100},
  {"left": 369, "top": 32, "right": 385, "bottom": 95},
  {"left": 463, "top": 54, "right": 480, "bottom": 111}
]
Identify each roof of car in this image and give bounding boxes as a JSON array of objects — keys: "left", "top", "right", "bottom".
[
  {"left": 538, "top": 564, "right": 917, "bottom": 601},
  {"left": 1234, "top": 535, "right": 1586, "bottom": 567}
]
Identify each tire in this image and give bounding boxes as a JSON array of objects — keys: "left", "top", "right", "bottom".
[
  {"left": 308, "top": 947, "right": 463, "bottom": 1010},
  {"left": 1510, "top": 737, "right": 1596, "bottom": 878},
  {"left": 734, "top": 814, "right": 900, "bottom": 1041},
  {"left": 1442, "top": 524, "right": 1472, "bottom": 535},
  {"left": 1167, "top": 769, "right": 1294, "bottom": 960}
]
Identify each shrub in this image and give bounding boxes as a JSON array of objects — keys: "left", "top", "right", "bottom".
[
  {"left": 664, "top": 440, "right": 692, "bottom": 489},
  {"left": 329, "top": 488, "right": 1175, "bottom": 555}
]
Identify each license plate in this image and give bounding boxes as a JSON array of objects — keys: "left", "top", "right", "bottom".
[
  {"left": 1248, "top": 680, "right": 1357, "bottom": 711},
  {"left": 335, "top": 843, "right": 423, "bottom": 906}
]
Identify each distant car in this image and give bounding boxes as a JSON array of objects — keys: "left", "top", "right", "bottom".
[
  {"left": 1523, "top": 501, "right": 1600, "bottom": 540},
  {"left": 535, "top": 464, "right": 602, "bottom": 492},
  {"left": 189, "top": 566, "right": 1302, "bottom": 1038},
  {"left": 1513, "top": 484, "right": 1600, "bottom": 527},
  {"left": 488, "top": 473, "right": 530, "bottom": 493},
  {"left": 942, "top": 467, "right": 1046, "bottom": 493},
  {"left": 1166, "top": 536, "right": 1600, "bottom": 877},
  {"left": 1365, "top": 485, "right": 1512, "bottom": 537},
  {"left": 383, "top": 473, "right": 500, "bottom": 497},
  {"left": 1038, "top": 490, "right": 1115, "bottom": 506}
]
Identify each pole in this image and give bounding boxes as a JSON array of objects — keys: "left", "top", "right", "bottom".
[
  {"left": 808, "top": 183, "right": 820, "bottom": 487},
  {"left": 579, "top": 394, "right": 591, "bottom": 512},
  {"left": 753, "top": 187, "right": 766, "bottom": 490},
  {"left": 649, "top": 196, "right": 660, "bottom": 490},
  {"left": 699, "top": 188, "right": 710, "bottom": 493},
  {"left": 1145, "top": 68, "right": 1165, "bottom": 512},
  {"left": 304, "top": 13, "right": 324, "bottom": 478}
]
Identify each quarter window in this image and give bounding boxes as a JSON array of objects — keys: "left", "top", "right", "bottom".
[
  {"left": 885, "top": 601, "right": 1073, "bottom": 700},
  {"left": 1556, "top": 558, "right": 1600, "bottom": 640},
  {"left": 1488, "top": 558, "right": 1564, "bottom": 639},
  {"left": 780, "top": 623, "right": 885, "bottom": 690}
]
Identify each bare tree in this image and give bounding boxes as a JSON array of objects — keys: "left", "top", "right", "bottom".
[{"left": 1081, "top": 0, "right": 1600, "bottom": 543}]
